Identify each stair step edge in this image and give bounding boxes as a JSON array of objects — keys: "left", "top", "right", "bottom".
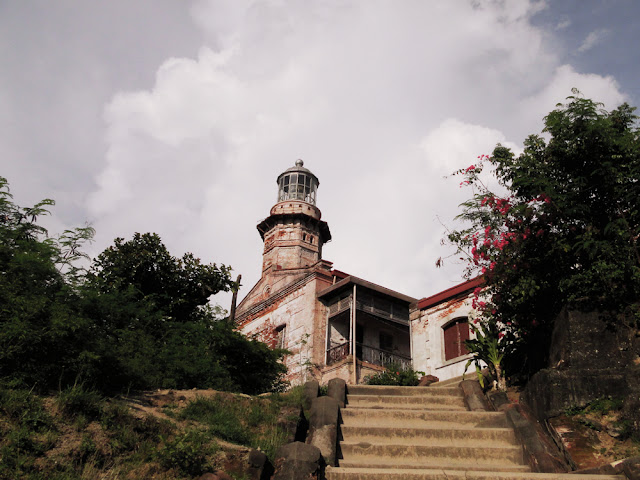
[{"left": 326, "top": 466, "right": 624, "bottom": 479}]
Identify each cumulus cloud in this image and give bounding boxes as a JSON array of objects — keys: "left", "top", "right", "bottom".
[{"left": 86, "top": 0, "right": 626, "bottom": 306}]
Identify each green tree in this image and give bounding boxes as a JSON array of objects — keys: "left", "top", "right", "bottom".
[
  {"left": 0, "top": 177, "right": 95, "bottom": 389},
  {"left": 0, "top": 179, "right": 286, "bottom": 394},
  {"left": 88, "top": 232, "right": 231, "bottom": 321},
  {"left": 83, "top": 233, "right": 286, "bottom": 393},
  {"left": 447, "top": 91, "right": 640, "bottom": 382}
]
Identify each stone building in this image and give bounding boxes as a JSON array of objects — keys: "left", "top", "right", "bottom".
[{"left": 235, "top": 161, "right": 479, "bottom": 385}]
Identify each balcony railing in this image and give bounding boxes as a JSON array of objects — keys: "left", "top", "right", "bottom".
[
  {"left": 326, "top": 342, "right": 350, "bottom": 365},
  {"left": 359, "top": 343, "right": 412, "bottom": 370},
  {"left": 327, "top": 294, "right": 409, "bottom": 324},
  {"left": 326, "top": 341, "right": 411, "bottom": 370}
]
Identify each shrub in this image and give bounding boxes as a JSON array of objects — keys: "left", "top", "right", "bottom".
[
  {"left": 364, "top": 363, "right": 424, "bottom": 386},
  {"left": 157, "top": 430, "right": 217, "bottom": 476}
]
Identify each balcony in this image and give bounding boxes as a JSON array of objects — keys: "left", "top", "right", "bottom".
[{"left": 326, "top": 341, "right": 411, "bottom": 370}]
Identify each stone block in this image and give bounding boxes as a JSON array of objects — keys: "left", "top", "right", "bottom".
[
  {"left": 273, "top": 442, "right": 322, "bottom": 480},
  {"left": 303, "top": 380, "right": 319, "bottom": 411},
  {"left": 308, "top": 396, "right": 339, "bottom": 428},
  {"left": 327, "top": 378, "right": 346, "bottom": 407},
  {"left": 247, "top": 449, "right": 273, "bottom": 480},
  {"left": 549, "top": 308, "right": 635, "bottom": 370},
  {"left": 521, "top": 368, "right": 629, "bottom": 420},
  {"left": 503, "top": 404, "right": 568, "bottom": 473},
  {"left": 307, "top": 396, "right": 340, "bottom": 467},
  {"left": 460, "top": 379, "right": 490, "bottom": 411},
  {"left": 418, "top": 374, "right": 439, "bottom": 386},
  {"left": 307, "top": 423, "right": 337, "bottom": 467}
]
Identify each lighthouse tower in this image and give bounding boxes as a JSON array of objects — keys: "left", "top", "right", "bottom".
[
  {"left": 234, "top": 161, "right": 334, "bottom": 384},
  {"left": 258, "top": 159, "right": 331, "bottom": 276}
]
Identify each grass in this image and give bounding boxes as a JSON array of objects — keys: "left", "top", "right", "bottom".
[
  {"left": 56, "top": 385, "right": 104, "bottom": 421},
  {"left": 0, "top": 385, "right": 304, "bottom": 479},
  {"left": 0, "top": 386, "right": 176, "bottom": 480},
  {"left": 565, "top": 396, "right": 625, "bottom": 417},
  {"left": 178, "top": 391, "right": 301, "bottom": 461}
]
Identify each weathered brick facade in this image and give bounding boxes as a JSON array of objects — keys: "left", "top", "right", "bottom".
[
  {"left": 235, "top": 160, "right": 334, "bottom": 385},
  {"left": 235, "top": 160, "right": 481, "bottom": 386}
]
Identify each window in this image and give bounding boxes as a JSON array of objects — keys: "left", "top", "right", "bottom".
[
  {"left": 278, "top": 173, "right": 318, "bottom": 204},
  {"left": 275, "top": 325, "right": 286, "bottom": 349},
  {"left": 443, "top": 318, "right": 470, "bottom": 361}
]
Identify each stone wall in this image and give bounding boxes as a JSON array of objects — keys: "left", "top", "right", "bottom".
[{"left": 522, "top": 308, "right": 640, "bottom": 423}]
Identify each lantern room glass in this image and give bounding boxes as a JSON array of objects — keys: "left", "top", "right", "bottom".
[{"left": 278, "top": 172, "right": 317, "bottom": 204}]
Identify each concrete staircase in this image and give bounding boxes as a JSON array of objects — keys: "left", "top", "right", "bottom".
[{"left": 326, "top": 380, "right": 623, "bottom": 480}]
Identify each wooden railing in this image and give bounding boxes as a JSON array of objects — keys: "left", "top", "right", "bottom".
[
  {"left": 326, "top": 294, "right": 409, "bottom": 324},
  {"left": 326, "top": 342, "right": 411, "bottom": 370},
  {"left": 359, "top": 343, "right": 412, "bottom": 370}
]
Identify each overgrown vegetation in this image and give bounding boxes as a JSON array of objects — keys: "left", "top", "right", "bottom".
[
  {"left": 0, "top": 386, "right": 303, "bottom": 479},
  {"left": 445, "top": 91, "right": 640, "bottom": 385},
  {"left": 0, "top": 177, "right": 287, "bottom": 395},
  {"left": 364, "top": 363, "right": 424, "bottom": 386},
  {"left": 175, "top": 390, "right": 303, "bottom": 461},
  {"left": 0, "top": 384, "right": 174, "bottom": 479},
  {"left": 0, "top": 174, "right": 293, "bottom": 476}
]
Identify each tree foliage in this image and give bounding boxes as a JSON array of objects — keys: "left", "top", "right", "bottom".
[
  {"left": 88, "top": 233, "right": 231, "bottom": 321},
  {"left": 447, "top": 91, "right": 640, "bottom": 381},
  {"left": 0, "top": 177, "right": 287, "bottom": 394},
  {"left": 0, "top": 177, "right": 94, "bottom": 389}
]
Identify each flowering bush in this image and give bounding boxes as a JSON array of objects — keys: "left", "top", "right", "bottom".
[{"left": 444, "top": 91, "right": 640, "bottom": 383}]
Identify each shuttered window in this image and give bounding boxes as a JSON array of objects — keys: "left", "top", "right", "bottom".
[{"left": 443, "top": 318, "right": 470, "bottom": 361}]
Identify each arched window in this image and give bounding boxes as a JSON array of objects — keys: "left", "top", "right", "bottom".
[{"left": 443, "top": 318, "right": 470, "bottom": 361}]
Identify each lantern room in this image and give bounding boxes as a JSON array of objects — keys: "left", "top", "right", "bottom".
[{"left": 277, "top": 159, "right": 319, "bottom": 205}]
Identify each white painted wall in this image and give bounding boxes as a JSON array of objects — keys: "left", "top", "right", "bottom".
[{"left": 410, "top": 292, "right": 477, "bottom": 381}]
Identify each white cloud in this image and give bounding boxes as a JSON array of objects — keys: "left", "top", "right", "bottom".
[
  {"left": 85, "top": 0, "right": 626, "bottom": 306},
  {"left": 578, "top": 28, "right": 609, "bottom": 53}
]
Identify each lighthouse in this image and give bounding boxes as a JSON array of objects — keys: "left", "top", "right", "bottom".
[{"left": 258, "top": 159, "right": 331, "bottom": 276}]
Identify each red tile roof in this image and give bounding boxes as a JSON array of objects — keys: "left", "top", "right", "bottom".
[{"left": 417, "top": 277, "right": 484, "bottom": 310}]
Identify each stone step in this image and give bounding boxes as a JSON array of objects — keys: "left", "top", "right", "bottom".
[
  {"left": 332, "top": 464, "right": 531, "bottom": 474},
  {"left": 430, "top": 375, "right": 464, "bottom": 388},
  {"left": 326, "top": 466, "right": 625, "bottom": 480},
  {"left": 346, "top": 394, "right": 467, "bottom": 410},
  {"left": 339, "top": 442, "right": 525, "bottom": 468},
  {"left": 341, "top": 408, "right": 510, "bottom": 429},
  {"left": 348, "top": 385, "right": 462, "bottom": 397},
  {"left": 340, "top": 425, "right": 519, "bottom": 447}
]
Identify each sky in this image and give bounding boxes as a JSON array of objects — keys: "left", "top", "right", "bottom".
[{"left": 1, "top": 0, "right": 639, "bottom": 309}]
